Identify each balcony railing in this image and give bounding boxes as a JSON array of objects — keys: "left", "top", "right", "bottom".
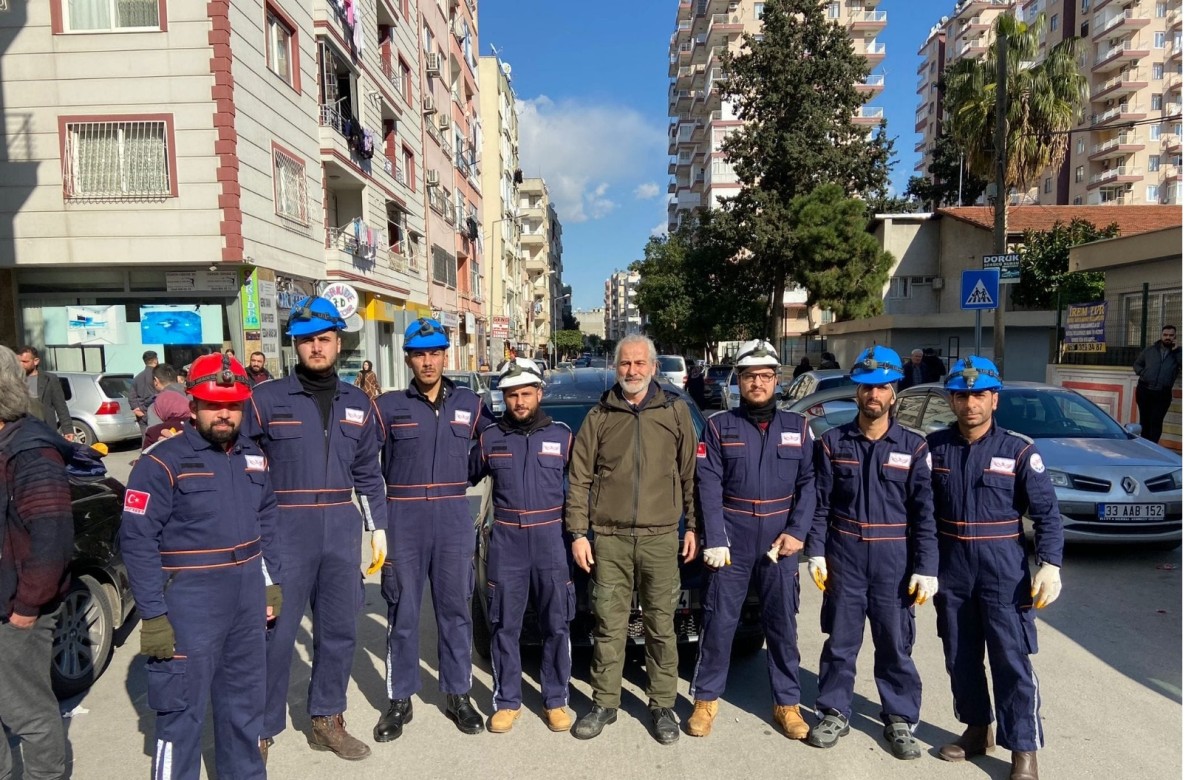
[
  {"left": 1091, "top": 103, "right": 1143, "bottom": 125},
  {"left": 1089, "top": 165, "right": 1141, "bottom": 185},
  {"left": 865, "top": 41, "right": 886, "bottom": 56},
  {"left": 1091, "top": 134, "right": 1140, "bottom": 155}
]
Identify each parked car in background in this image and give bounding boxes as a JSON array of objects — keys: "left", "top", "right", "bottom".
[
  {"left": 573, "top": 355, "right": 592, "bottom": 368},
  {"left": 532, "top": 358, "right": 548, "bottom": 375},
  {"left": 56, "top": 372, "right": 139, "bottom": 446},
  {"left": 702, "top": 364, "right": 735, "bottom": 408},
  {"left": 782, "top": 384, "right": 859, "bottom": 439},
  {"left": 721, "top": 367, "right": 785, "bottom": 410},
  {"left": 656, "top": 354, "right": 688, "bottom": 387},
  {"left": 896, "top": 382, "right": 1183, "bottom": 547},
  {"left": 784, "top": 368, "right": 855, "bottom": 403},
  {"left": 472, "top": 368, "right": 764, "bottom": 657},
  {"left": 444, "top": 371, "right": 489, "bottom": 401},
  {"left": 483, "top": 372, "right": 504, "bottom": 416}
]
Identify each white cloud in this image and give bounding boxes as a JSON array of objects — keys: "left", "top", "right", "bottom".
[
  {"left": 634, "top": 182, "right": 660, "bottom": 200},
  {"left": 650, "top": 220, "right": 669, "bottom": 237},
  {"left": 516, "top": 95, "right": 662, "bottom": 223}
]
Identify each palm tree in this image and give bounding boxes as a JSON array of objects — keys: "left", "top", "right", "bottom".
[{"left": 943, "top": 11, "right": 1089, "bottom": 196}]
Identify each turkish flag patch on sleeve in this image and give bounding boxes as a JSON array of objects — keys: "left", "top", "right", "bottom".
[
  {"left": 124, "top": 489, "right": 151, "bottom": 515},
  {"left": 697, "top": 443, "right": 707, "bottom": 459}
]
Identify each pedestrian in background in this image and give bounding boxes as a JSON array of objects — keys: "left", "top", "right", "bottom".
[
  {"left": 1132, "top": 325, "right": 1181, "bottom": 444},
  {"left": 142, "top": 372, "right": 192, "bottom": 450},
  {"left": 922, "top": 348, "right": 947, "bottom": 383},
  {"left": 145, "top": 363, "right": 186, "bottom": 427},
  {"left": 246, "top": 351, "right": 273, "bottom": 385},
  {"left": 469, "top": 358, "right": 575, "bottom": 735},
  {"left": 130, "top": 350, "right": 160, "bottom": 433},
  {"left": 900, "top": 348, "right": 927, "bottom": 390},
  {"left": 121, "top": 354, "right": 280, "bottom": 780},
  {"left": 354, "top": 360, "right": 381, "bottom": 400},
  {"left": 686, "top": 339, "right": 815, "bottom": 742},
  {"left": 819, "top": 352, "right": 840, "bottom": 370},
  {"left": 566, "top": 334, "right": 698, "bottom": 745},
  {"left": 0, "top": 345, "right": 74, "bottom": 780},
  {"left": 792, "top": 355, "right": 813, "bottom": 380},
  {"left": 927, "top": 356, "right": 1063, "bottom": 780},
  {"left": 16, "top": 345, "right": 72, "bottom": 437},
  {"left": 805, "top": 346, "right": 936, "bottom": 759}
]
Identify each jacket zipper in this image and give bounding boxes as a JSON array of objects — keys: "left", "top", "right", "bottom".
[{"left": 631, "top": 409, "right": 641, "bottom": 535}]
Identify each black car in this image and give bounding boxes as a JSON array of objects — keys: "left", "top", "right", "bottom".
[
  {"left": 472, "top": 369, "right": 764, "bottom": 657},
  {"left": 701, "top": 364, "right": 734, "bottom": 408},
  {"left": 55, "top": 451, "right": 135, "bottom": 698}
]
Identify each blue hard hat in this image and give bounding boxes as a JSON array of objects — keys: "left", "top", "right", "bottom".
[
  {"left": 945, "top": 355, "right": 1003, "bottom": 392},
  {"left": 849, "top": 345, "right": 903, "bottom": 385},
  {"left": 403, "top": 317, "right": 451, "bottom": 350},
  {"left": 286, "top": 296, "right": 346, "bottom": 337}
]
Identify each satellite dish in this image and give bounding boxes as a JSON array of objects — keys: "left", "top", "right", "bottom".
[{"left": 501, "top": 62, "right": 512, "bottom": 76}]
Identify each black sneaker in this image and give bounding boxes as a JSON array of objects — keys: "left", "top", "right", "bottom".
[
  {"left": 650, "top": 707, "right": 680, "bottom": 745},
  {"left": 572, "top": 705, "right": 617, "bottom": 740}
]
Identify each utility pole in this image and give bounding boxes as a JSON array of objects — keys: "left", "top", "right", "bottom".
[{"left": 992, "top": 31, "right": 1009, "bottom": 373}]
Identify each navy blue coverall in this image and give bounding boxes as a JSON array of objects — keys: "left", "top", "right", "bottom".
[
  {"left": 375, "top": 380, "right": 495, "bottom": 700},
  {"left": 806, "top": 419, "right": 937, "bottom": 726},
  {"left": 469, "top": 416, "right": 575, "bottom": 711},
  {"left": 244, "top": 374, "right": 387, "bottom": 738},
  {"left": 692, "top": 408, "right": 816, "bottom": 705},
  {"left": 926, "top": 423, "right": 1063, "bottom": 753},
  {"left": 121, "top": 425, "right": 281, "bottom": 780}
]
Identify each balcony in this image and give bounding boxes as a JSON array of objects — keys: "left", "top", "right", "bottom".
[
  {"left": 1087, "top": 165, "right": 1142, "bottom": 189},
  {"left": 1166, "top": 4, "right": 1182, "bottom": 30},
  {"left": 1093, "top": 40, "right": 1149, "bottom": 73},
  {"left": 1166, "top": 36, "right": 1183, "bottom": 61},
  {"left": 957, "top": 37, "right": 989, "bottom": 60},
  {"left": 856, "top": 73, "right": 885, "bottom": 95},
  {"left": 1165, "top": 102, "right": 1183, "bottom": 118},
  {"left": 1088, "top": 134, "right": 1144, "bottom": 161},
  {"left": 1091, "top": 69, "right": 1148, "bottom": 102},
  {"left": 1086, "top": 190, "right": 1128, "bottom": 205},
  {"left": 863, "top": 41, "right": 886, "bottom": 64},
  {"left": 1090, "top": 102, "right": 1146, "bottom": 128},
  {"left": 961, "top": 16, "right": 989, "bottom": 36},
  {"left": 1162, "top": 164, "right": 1183, "bottom": 182},
  {"left": 853, "top": 106, "right": 885, "bottom": 125},
  {"left": 1162, "top": 134, "right": 1183, "bottom": 154},
  {"left": 707, "top": 13, "right": 744, "bottom": 41},
  {"left": 848, "top": 9, "right": 887, "bottom": 32},
  {"left": 1165, "top": 73, "right": 1182, "bottom": 94},
  {"left": 1091, "top": 8, "right": 1150, "bottom": 43},
  {"left": 668, "top": 156, "right": 677, "bottom": 175}
]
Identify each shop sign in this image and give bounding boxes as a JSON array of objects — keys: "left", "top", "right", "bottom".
[
  {"left": 1064, "top": 301, "right": 1107, "bottom": 353},
  {"left": 491, "top": 317, "right": 510, "bottom": 338},
  {"left": 242, "top": 269, "right": 261, "bottom": 329},
  {"left": 465, "top": 312, "right": 476, "bottom": 336},
  {"left": 257, "top": 278, "right": 280, "bottom": 360},
  {"left": 166, "top": 270, "right": 239, "bottom": 292},
  {"left": 322, "top": 282, "right": 359, "bottom": 318}
]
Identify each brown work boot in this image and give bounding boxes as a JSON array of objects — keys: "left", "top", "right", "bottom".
[
  {"left": 685, "top": 700, "right": 719, "bottom": 737},
  {"left": 309, "top": 714, "right": 371, "bottom": 761},
  {"left": 258, "top": 737, "right": 272, "bottom": 765},
  {"left": 544, "top": 707, "right": 572, "bottom": 732},
  {"left": 1010, "top": 750, "right": 1039, "bottom": 780},
  {"left": 772, "top": 704, "right": 809, "bottom": 740},
  {"left": 488, "top": 708, "right": 521, "bottom": 733},
  {"left": 937, "top": 724, "right": 995, "bottom": 762}
]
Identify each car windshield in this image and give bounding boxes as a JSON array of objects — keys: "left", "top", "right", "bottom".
[
  {"left": 487, "top": 374, "right": 502, "bottom": 390},
  {"left": 445, "top": 373, "right": 474, "bottom": 388},
  {"left": 816, "top": 375, "right": 855, "bottom": 392},
  {"left": 659, "top": 357, "right": 686, "bottom": 373},
  {"left": 993, "top": 388, "right": 1128, "bottom": 439},
  {"left": 706, "top": 366, "right": 733, "bottom": 381}
]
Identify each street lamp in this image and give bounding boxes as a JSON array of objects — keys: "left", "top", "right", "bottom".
[{"left": 550, "top": 292, "right": 571, "bottom": 369}]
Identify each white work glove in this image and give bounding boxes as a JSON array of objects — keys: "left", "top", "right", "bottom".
[
  {"left": 907, "top": 574, "right": 938, "bottom": 606},
  {"left": 1030, "top": 563, "right": 1061, "bottom": 609},
  {"left": 702, "top": 546, "right": 731, "bottom": 569},
  {"left": 808, "top": 556, "right": 827, "bottom": 591},
  {"left": 367, "top": 530, "right": 387, "bottom": 575}
]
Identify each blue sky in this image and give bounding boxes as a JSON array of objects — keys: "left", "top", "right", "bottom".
[{"left": 479, "top": 1, "right": 952, "bottom": 311}]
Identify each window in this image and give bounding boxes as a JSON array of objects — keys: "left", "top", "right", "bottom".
[
  {"left": 1122, "top": 288, "right": 1181, "bottom": 345},
  {"left": 1149, "top": 154, "right": 1161, "bottom": 171},
  {"left": 1156, "top": 2, "right": 1167, "bottom": 17},
  {"left": 59, "top": 0, "right": 161, "bottom": 32},
  {"left": 1151, "top": 93, "right": 1163, "bottom": 110},
  {"left": 826, "top": 2, "right": 840, "bottom": 18},
  {"left": 1150, "top": 123, "right": 1162, "bottom": 140},
  {"left": 1153, "top": 63, "right": 1165, "bottom": 79},
  {"left": 265, "top": 5, "right": 298, "bottom": 90},
  {"left": 754, "top": 2, "right": 765, "bottom": 19},
  {"left": 895, "top": 396, "right": 926, "bottom": 429},
  {"left": 1075, "top": 165, "right": 1084, "bottom": 183},
  {"left": 1073, "top": 196, "right": 1083, "bottom": 205},
  {"left": 272, "top": 144, "right": 308, "bottom": 224},
  {"left": 1146, "top": 184, "right": 1160, "bottom": 202},
  {"left": 920, "top": 396, "right": 958, "bottom": 432},
  {"left": 1049, "top": 14, "right": 1058, "bottom": 31},
  {"left": 1154, "top": 31, "right": 1165, "bottom": 48},
  {"left": 432, "top": 246, "right": 455, "bottom": 287},
  {"left": 1076, "top": 137, "right": 1085, "bottom": 154},
  {"left": 403, "top": 145, "right": 416, "bottom": 190},
  {"left": 887, "top": 277, "right": 912, "bottom": 299},
  {"left": 1082, "top": 0, "right": 1089, "bottom": 9},
  {"left": 400, "top": 57, "right": 413, "bottom": 104},
  {"left": 61, "top": 116, "right": 174, "bottom": 199},
  {"left": 1044, "top": 177, "right": 1052, "bottom": 194}
]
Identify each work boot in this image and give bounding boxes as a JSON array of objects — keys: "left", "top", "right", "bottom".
[
  {"left": 309, "top": 714, "right": 371, "bottom": 761},
  {"left": 883, "top": 716, "right": 921, "bottom": 760},
  {"left": 544, "top": 707, "right": 572, "bottom": 733},
  {"left": 937, "top": 724, "right": 995, "bottom": 762},
  {"left": 807, "top": 711, "right": 850, "bottom": 749},
  {"left": 572, "top": 705, "right": 617, "bottom": 740},
  {"left": 773, "top": 704, "right": 810, "bottom": 740},
  {"left": 373, "top": 698, "right": 413, "bottom": 743},
  {"left": 258, "top": 737, "right": 272, "bottom": 765},
  {"left": 488, "top": 708, "right": 521, "bottom": 733},
  {"left": 1010, "top": 751, "right": 1039, "bottom": 780},
  {"left": 650, "top": 707, "right": 680, "bottom": 744},
  {"left": 445, "top": 694, "right": 484, "bottom": 734},
  {"left": 684, "top": 700, "right": 719, "bottom": 737}
]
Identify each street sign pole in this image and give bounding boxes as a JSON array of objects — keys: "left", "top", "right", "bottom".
[{"left": 975, "top": 310, "right": 982, "bottom": 355}]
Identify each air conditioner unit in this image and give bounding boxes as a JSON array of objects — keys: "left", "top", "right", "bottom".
[
  {"left": 437, "top": 113, "right": 451, "bottom": 130},
  {"left": 422, "top": 96, "right": 436, "bottom": 114},
  {"left": 426, "top": 169, "right": 440, "bottom": 187},
  {"left": 425, "top": 53, "right": 443, "bottom": 73},
  {"left": 931, "top": 277, "right": 945, "bottom": 290}
]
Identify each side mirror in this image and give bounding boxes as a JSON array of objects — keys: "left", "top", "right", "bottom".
[{"left": 1124, "top": 422, "right": 1143, "bottom": 436}]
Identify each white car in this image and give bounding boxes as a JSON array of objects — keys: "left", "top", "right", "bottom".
[{"left": 656, "top": 354, "right": 687, "bottom": 387}]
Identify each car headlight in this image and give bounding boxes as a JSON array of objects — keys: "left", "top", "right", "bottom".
[
  {"left": 1169, "top": 469, "right": 1183, "bottom": 490},
  {"left": 1047, "top": 469, "right": 1073, "bottom": 489}
]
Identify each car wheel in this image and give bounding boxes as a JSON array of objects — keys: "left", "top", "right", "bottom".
[
  {"left": 471, "top": 593, "right": 492, "bottom": 661},
  {"left": 70, "top": 419, "right": 97, "bottom": 447},
  {"left": 52, "top": 575, "right": 115, "bottom": 699}
]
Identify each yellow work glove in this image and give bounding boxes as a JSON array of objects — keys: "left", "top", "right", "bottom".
[
  {"left": 907, "top": 574, "right": 938, "bottom": 606},
  {"left": 367, "top": 530, "right": 387, "bottom": 575},
  {"left": 1031, "top": 563, "right": 1061, "bottom": 609},
  {"left": 808, "top": 556, "right": 827, "bottom": 591}
]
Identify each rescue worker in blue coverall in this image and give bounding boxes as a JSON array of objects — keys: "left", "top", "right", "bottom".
[
  {"left": 120, "top": 353, "right": 281, "bottom": 780},
  {"left": 244, "top": 296, "right": 388, "bottom": 762},
  {"left": 686, "top": 339, "right": 816, "bottom": 741},
  {"left": 928, "top": 356, "right": 1063, "bottom": 780},
  {"left": 373, "top": 317, "right": 496, "bottom": 741},
  {"left": 804, "top": 346, "right": 938, "bottom": 760},
  {"left": 468, "top": 358, "right": 575, "bottom": 735}
]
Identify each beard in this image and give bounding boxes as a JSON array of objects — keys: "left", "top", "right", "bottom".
[
  {"left": 197, "top": 417, "right": 239, "bottom": 446},
  {"left": 617, "top": 374, "right": 649, "bottom": 396}
]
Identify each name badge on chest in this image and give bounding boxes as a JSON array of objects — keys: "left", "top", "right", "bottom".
[
  {"left": 887, "top": 452, "right": 912, "bottom": 469},
  {"left": 345, "top": 408, "right": 365, "bottom": 424},
  {"left": 780, "top": 432, "right": 803, "bottom": 446},
  {"left": 244, "top": 455, "right": 266, "bottom": 471},
  {"left": 990, "top": 457, "right": 1016, "bottom": 474},
  {"left": 541, "top": 441, "right": 562, "bottom": 456},
  {"left": 454, "top": 409, "right": 472, "bottom": 424}
]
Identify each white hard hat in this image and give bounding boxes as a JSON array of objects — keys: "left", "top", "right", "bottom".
[
  {"left": 496, "top": 357, "right": 544, "bottom": 389},
  {"left": 734, "top": 339, "right": 781, "bottom": 370}
]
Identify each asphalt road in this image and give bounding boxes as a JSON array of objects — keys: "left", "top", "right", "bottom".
[{"left": 35, "top": 442, "right": 1184, "bottom": 779}]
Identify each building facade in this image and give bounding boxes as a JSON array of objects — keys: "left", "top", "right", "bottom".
[
  {"left": 604, "top": 269, "right": 643, "bottom": 343},
  {"left": 517, "top": 177, "right": 562, "bottom": 359}
]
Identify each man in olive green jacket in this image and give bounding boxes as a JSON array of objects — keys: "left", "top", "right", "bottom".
[{"left": 566, "top": 335, "right": 698, "bottom": 745}]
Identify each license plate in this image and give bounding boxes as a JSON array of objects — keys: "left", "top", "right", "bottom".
[
  {"left": 631, "top": 590, "right": 694, "bottom": 611},
  {"left": 1099, "top": 503, "right": 1166, "bottom": 520}
]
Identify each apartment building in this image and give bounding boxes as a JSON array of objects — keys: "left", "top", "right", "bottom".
[
  {"left": 517, "top": 177, "right": 563, "bottom": 359},
  {"left": 666, "top": 0, "right": 888, "bottom": 230},
  {"left": 0, "top": 0, "right": 432, "bottom": 389},
  {"left": 417, "top": 0, "right": 484, "bottom": 370},
  {"left": 575, "top": 307, "right": 606, "bottom": 340},
  {"left": 604, "top": 270, "right": 644, "bottom": 343},
  {"left": 478, "top": 53, "right": 525, "bottom": 367}
]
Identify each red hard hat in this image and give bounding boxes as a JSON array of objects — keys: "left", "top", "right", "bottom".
[{"left": 186, "top": 353, "right": 253, "bottom": 402}]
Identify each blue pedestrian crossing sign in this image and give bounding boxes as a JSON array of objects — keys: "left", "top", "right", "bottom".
[{"left": 961, "top": 269, "right": 1000, "bottom": 310}]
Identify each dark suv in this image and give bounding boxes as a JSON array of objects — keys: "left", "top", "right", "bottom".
[{"left": 472, "top": 369, "right": 764, "bottom": 657}]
